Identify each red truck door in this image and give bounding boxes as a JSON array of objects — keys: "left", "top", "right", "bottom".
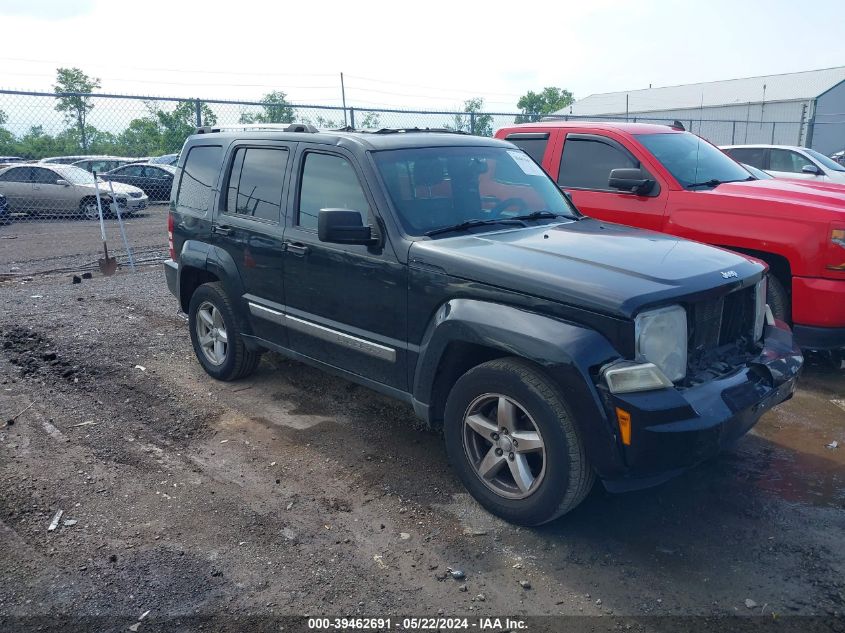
[{"left": 553, "top": 132, "right": 669, "bottom": 232}]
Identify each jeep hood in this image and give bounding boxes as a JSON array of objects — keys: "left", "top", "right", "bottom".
[{"left": 408, "top": 218, "right": 763, "bottom": 319}]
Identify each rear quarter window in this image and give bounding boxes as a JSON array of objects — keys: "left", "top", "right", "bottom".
[
  {"left": 504, "top": 133, "right": 550, "bottom": 164},
  {"left": 176, "top": 145, "right": 222, "bottom": 213}
]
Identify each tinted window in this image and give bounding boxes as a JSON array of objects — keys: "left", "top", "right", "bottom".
[
  {"left": 120, "top": 165, "right": 146, "bottom": 177},
  {"left": 558, "top": 138, "right": 637, "bottom": 190},
  {"left": 143, "top": 166, "right": 168, "bottom": 178},
  {"left": 298, "top": 153, "right": 369, "bottom": 230},
  {"left": 177, "top": 145, "right": 222, "bottom": 213},
  {"left": 636, "top": 132, "right": 751, "bottom": 188},
  {"left": 505, "top": 134, "right": 549, "bottom": 163},
  {"left": 225, "top": 147, "right": 288, "bottom": 222},
  {"left": 725, "top": 147, "right": 766, "bottom": 169},
  {"left": 769, "top": 149, "right": 813, "bottom": 173},
  {"left": 31, "top": 167, "right": 59, "bottom": 184},
  {"left": 0, "top": 167, "right": 30, "bottom": 182}
]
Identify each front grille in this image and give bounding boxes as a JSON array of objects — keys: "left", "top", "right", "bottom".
[
  {"left": 128, "top": 191, "right": 143, "bottom": 198},
  {"left": 687, "top": 285, "right": 757, "bottom": 381}
]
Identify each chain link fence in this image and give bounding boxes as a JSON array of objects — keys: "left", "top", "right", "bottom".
[{"left": 0, "top": 88, "right": 821, "bottom": 275}]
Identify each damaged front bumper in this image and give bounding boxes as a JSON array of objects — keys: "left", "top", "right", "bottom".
[{"left": 600, "top": 321, "right": 803, "bottom": 492}]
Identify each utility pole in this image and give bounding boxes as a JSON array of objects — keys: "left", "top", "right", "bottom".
[
  {"left": 625, "top": 94, "right": 629, "bottom": 121},
  {"left": 340, "top": 72, "right": 348, "bottom": 127}
]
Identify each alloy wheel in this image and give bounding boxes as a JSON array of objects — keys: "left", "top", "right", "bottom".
[
  {"left": 462, "top": 393, "right": 546, "bottom": 500},
  {"left": 195, "top": 301, "right": 228, "bottom": 365}
]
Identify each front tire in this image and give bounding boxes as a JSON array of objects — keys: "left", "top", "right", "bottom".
[
  {"left": 188, "top": 282, "right": 261, "bottom": 381},
  {"left": 767, "top": 274, "right": 790, "bottom": 323},
  {"left": 80, "top": 198, "right": 100, "bottom": 221},
  {"left": 444, "top": 358, "right": 594, "bottom": 526}
]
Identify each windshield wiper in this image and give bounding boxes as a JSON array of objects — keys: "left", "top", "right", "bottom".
[
  {"left": 688, "top": 177, "right": 754, "bottom": 189},
  {"left": 425, "top": 218, "right": 526, "bottom": 237},
  {"left": 687, "top": 179, "right": 723, "bottom": 189}
]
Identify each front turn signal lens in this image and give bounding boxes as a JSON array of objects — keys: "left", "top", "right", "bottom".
[{"left": 616, "top": 407, "right": 632, "bottom": 446}]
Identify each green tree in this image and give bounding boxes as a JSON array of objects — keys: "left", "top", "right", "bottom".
[
  {"left": 156, "top": 101, "right": 217, "bottom": 153},
  {"left": 448, "top": 98, "right": 493, "bottom": 136},
  {"left": 53, "top": 67, "right": 101, "bottom": 151},
  {"left": 240, "top": 91, "right": 295, "bottom": 124},
  {"left": 358, "top": 111, "right": 381, "bottom": 129},
  {"left": 0, "top": 109, "right": 15, "bottom": 155},
  {"left": 515, "top": 87, "right": 574, "bottom": 123},
  {"left": 118, "top": 117, "right": 165, "bottom": 156}
]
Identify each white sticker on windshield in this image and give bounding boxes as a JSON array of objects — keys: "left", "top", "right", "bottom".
[{"left": 507, "top": 150, "right": 545, "bottom": 177}]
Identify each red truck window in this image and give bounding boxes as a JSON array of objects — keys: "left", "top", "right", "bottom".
[
  {"left": 503, "top": 132, "right": 550, "bottom": 164},
  {"left": 558, "top": 137, "right": 638, "bottom": 191}
]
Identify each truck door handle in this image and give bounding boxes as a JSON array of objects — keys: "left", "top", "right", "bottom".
[
  {"left": 212, "top": 225, "right": 232, "bottom": 236},
  {"left": 285, "top": 241, "right": 310, "bottom": 256}
]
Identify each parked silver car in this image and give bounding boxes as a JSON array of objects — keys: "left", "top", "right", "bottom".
[
  {"left": 0, "top": 164, "right": 148, "bottom": 219},
  {"left": 72, "top": 157, "right": 137, "bottom": 174}
]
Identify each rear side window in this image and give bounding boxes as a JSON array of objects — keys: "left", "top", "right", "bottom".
[
  {"left": 225, "top": 147, "right": 289, "bottom": 223},
  {"left": 558, "top": 138, "right": 637, "bottom": 190},
  {"left": 176, "top": 145, "right": 222, "bottom": 213},
  {"left": 297, "top": 153, "right": 370, "bottom": 230},
  {"left": 31, "top": 167, "right": 58, "bottom": 184},
  {"left": 504, "top": 133, "right": 549, "bottom": 164},
  {"left": 725, "top": 147, "right": 766, "bottom": 169}
]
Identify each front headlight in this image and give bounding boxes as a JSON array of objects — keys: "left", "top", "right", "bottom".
[
  {"left": 635, "top": 305, "right": 687, "bottom": 382},
  {"left": 753, "top": 277, "right": 767, "bottom": 341}
]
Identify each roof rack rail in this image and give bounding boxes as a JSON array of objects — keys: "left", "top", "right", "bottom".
[
  {"left": 369, "top": 127, "right": 468, "bottom": 135},
  {"left": 195, "top": 123, "right": 319, "bottom": 134}
]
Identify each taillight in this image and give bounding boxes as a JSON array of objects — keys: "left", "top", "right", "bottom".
[
  {"left": 168, "top": 213, "right": 176, "bottom": 261},
  {"left": 827, "top": 227, "right": 845, "bottom": 272}
]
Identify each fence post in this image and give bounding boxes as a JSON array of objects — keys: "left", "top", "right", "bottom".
[
  {"left": 771, "top": 122, "right": 776, "bottom": 144},
  {"left": 470, "top": 112, "right": 476, "bottom": 135},
  {"left": 349, "top": 107, "right": 355, "bottom": 129},
  {"left": 731, "top": 121, "right": 736, "bottom": 144},
  {"left": 195, "top": 99, "right": 202, "bottom": 127}
]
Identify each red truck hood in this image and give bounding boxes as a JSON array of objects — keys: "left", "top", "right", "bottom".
[{"left": 710, "top": 179, "right": 845, "bottom": 213}]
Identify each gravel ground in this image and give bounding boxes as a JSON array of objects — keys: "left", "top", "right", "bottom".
[
  {"left": 0, "top": 204, "right": 169, "bottom": 275},
  {"left": 0, "top": 265, "right": 843, "bottom": 632}
]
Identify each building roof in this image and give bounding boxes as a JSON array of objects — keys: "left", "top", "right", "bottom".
[{"left": 559, "top": 66, "right": 845, "bottom": 116}]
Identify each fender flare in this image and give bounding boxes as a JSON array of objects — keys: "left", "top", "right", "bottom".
[
  {"left": 177, "top": 240, "right": 252, "bottom": 334},
  {"left": 412, "top": 299, "right": 626, "bottom": 478}
]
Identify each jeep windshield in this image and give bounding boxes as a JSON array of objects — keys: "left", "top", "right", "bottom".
[
  {"left": 636, "top": 132, "right": 752, "bottom": 189},
  {"left": 373, "top": 146, "right": 578, "bottom": 237}
]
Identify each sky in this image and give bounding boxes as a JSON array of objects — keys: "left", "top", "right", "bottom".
[{"left": 0, "top": 0, "right": 844, "bottom": 113}]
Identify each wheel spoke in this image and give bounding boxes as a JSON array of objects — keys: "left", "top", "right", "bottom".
[
  {"left": 512, "top": 430, "right": 543, "bottom": 453},
  {"left": 216, "top": 328, "right": 228, "bottom": 343},
  {"left": 214, "top": 340, "right": 226, "bottom": 362},
  {"left": 496, "top": 397, "right": 518, "bottom": 433},
  {"left": 199, "top": 333, "right": 213, "bottom": 348},
  {"left": 508, "top": 453, "right": 535, "bottom": 493},
  {"left": 477, "top": 446, "right": 506, "bottom": 480},
  {"left": 212, "top": 308, "right": 223, "bottom": 328},
  {"left": 465, "top": 413, "right": 498, "bottom": 439},
  {"left": 199, "top": 309, "right": 214, "bottom": 328}
]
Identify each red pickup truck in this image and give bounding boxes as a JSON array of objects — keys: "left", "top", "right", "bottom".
[{"left": 495, "top": 121, "right": 845, "bottom": 352}]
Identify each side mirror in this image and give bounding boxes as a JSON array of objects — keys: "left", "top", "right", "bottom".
[
  {"left": 317, "top": 209, "right": 376, "bottom": 245},
  {"left": 608, "top": 168, "right": 655, "bottom": 195},
  {"left": 801, "top": 164, "right": 822, "bottom": 175},
  {"left": 55, "top": 179, "right": 70, "bottom": 187}
]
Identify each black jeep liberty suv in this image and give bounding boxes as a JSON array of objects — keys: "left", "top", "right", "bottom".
[{"left": 164, "top": 124, "right": 803, "bottom": 525}]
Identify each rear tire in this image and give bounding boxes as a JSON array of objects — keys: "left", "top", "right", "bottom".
[
  {"left": 444, "top": 357, "right": 594, "bottom": 526},
  {"left": 188, "top": 282, "right": 261, "bottom": 381},
  {"left": 766, "top": 274, "right": 790, "bottom": 323}
]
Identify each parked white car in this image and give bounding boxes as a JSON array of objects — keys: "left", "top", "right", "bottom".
[{"left": 721, "top": 144, "right": 845, "bottom": 183}]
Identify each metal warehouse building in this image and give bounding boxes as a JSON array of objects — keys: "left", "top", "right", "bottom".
[{"left": 554, "top": 66, "right": 845, "bottom": 155}]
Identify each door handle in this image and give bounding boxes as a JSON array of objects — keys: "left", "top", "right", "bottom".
[
  {"left": 212, "top": 225, "right": 232, "bottom": 236},
  {"left": 285, "top": 241, "right": 310, "bottom": 256}
]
